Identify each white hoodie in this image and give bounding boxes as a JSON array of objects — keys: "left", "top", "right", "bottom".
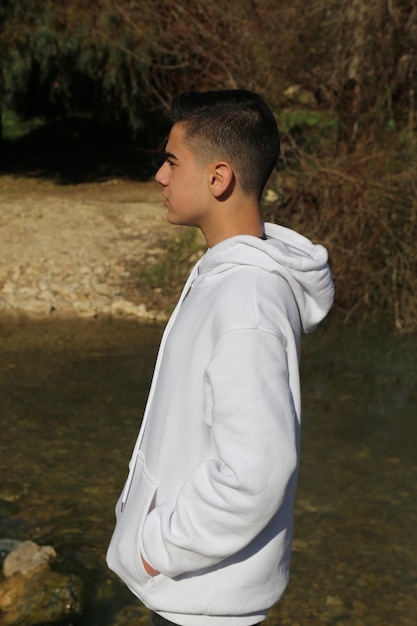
[{"left": 107, "top": 222, "right": 334, "bottom": 626}]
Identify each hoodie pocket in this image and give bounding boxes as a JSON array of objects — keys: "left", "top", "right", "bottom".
[{"left": 107, "top": 451, "right": 158, "bottom": 597}]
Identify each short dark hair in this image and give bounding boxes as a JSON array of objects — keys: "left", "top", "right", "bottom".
[{"left": 170, "top": 90, "right": 280, "bottom": 199}]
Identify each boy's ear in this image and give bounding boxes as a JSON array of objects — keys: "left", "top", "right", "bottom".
[{"left": 208, "top": 162, "right": 235, "bottom": 198}]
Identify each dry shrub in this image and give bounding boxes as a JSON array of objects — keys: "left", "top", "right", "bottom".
[{"left": 264, "top": 139, "right": 417, "bottom": 332}]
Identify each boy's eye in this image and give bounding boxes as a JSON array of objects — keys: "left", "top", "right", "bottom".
[{"left": 157, "top": 153, "right": 174, "bottom": 169}]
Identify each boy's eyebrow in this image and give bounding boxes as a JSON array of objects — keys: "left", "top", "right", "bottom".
[{"left": 164, "top": 151, "right": 178, "bottom": 161}]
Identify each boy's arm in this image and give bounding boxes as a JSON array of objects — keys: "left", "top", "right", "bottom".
[{"left": 141, "top": 327, "right": 299, "bottom": 578}]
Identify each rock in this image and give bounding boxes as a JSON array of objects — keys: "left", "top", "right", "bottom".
[
  {"left": 283, "top": 84, "right": 318, "bottom": 107},
  {"left": 3, "top": 541, "right": 56, "bottom": 578},
  {"left": 0, "top": 541, "right": 20, "bottom": 570},
  {"left": 0, "top": 568, "right": 83, "bottom": 626},
  {"left": 111, "top": 603, "right": 148, "bottom": 626},
  {"left": 0, "top": 541, "right": 84, "bottom": 626},
  {"left": 263, "top": 189, "right": 279, "bottom": 204},
  {"left": 110, "top": 298, "right": 146, "bottom": 318},
  {"left": 19, "top": 298, "right": 54, "bottom": 317},
  {"left": 1, "top": 282, "right": 14, "bottom": 295}
]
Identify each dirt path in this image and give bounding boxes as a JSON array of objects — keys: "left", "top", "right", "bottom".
[{"left": 0, "top": 175, "right": 183, "bottom": 320}]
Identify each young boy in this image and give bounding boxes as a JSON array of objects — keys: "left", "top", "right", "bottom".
[{"left": 107, "top": 90, "right": 334, "bottom": 626}]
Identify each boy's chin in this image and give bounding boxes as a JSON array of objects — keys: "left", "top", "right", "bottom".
[{"left": 166, "top": 213, "right": 195, "bottom": 228}]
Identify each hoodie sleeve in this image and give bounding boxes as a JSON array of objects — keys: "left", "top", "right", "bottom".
[{"left": 141, "top": 327, "right": 300, "bottom": 578}]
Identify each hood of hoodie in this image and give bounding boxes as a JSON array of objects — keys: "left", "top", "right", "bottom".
[{"left": 197, "top": 222, "right": 334, "bottom": 333}]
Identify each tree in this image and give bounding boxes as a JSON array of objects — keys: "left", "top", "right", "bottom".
[
  {"left": 0, "top": 0, "right": 154, "bottom": 136},
  {"left": 0, "top": 0, "right": 296, "bottom": 137},
  {"left": 1, "top": 0, "right": 416, "bottom": 141}
]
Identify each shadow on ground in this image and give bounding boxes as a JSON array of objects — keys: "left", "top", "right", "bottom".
[{"left": 0, "top": 118, "right": 165, "bottom": 184}]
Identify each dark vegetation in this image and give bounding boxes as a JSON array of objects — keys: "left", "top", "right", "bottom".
[{"left": 1, "top": 0, "right": 416, "bottom": 331}]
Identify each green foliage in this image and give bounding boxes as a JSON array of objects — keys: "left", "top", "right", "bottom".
[
  {"left": 279, "top": 111, "right": 337, "bottom": 132},
  {"left": 1, "top": 110, "right": 44, "bottom": 140},
  {"left": 136, "top": 228, "right": 205, "bottom": 312},
  {"left": 278, "top": 110, "right": 339, "bottom": 157},
  {"left": 0, "top": 0, "right": 154, "bottom": 132}
]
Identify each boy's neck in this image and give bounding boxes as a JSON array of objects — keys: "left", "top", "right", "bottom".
[{"left": 201, "top": 199, "right": 264, "bottom": 247}]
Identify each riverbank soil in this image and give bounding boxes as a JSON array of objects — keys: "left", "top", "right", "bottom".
[{"left": 0, "top": 175, "right": 184, "bottom": 320}]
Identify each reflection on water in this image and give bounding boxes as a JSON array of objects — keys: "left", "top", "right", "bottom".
[{"left": 0, "top": 317, "right": 416, "bottom": 625}]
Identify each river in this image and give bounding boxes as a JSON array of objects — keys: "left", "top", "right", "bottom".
[{"left": 0, "top": 317, "right": 416, "bottom": 625}]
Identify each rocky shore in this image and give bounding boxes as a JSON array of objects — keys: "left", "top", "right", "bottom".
[{"left": 0, "top": 176, "right": 182, "bottom": 322}]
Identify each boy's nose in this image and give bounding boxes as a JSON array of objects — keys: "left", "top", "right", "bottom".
[{"left": 155, "top": 162, "right": 168, "bottom": 186}]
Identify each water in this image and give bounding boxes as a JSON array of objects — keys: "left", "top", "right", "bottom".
[{"left": 0, "top": 317, "right": 416, "bottom": 625}]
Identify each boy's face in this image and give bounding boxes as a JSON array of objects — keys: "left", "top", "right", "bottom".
[{"left": 155, "top": 123, "right": 211, "bottom": 228}]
